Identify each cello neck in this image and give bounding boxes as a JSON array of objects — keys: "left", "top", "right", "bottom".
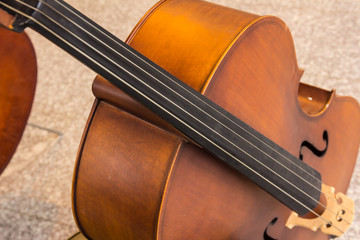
[{"left": 0, "top": 0, "right": 322, "bottom": 215}]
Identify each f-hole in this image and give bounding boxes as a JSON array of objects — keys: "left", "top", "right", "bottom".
[
  {"left": 299, "top": 130, "right": 328, "bottom": 161},
  {"left": 263, "top": 217, "right": 278, "bottom": 240}
]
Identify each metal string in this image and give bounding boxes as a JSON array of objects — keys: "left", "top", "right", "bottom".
[
  {"left": 50, "top": 0, "right": 325, "bottom": 187},
  {"left": 43, "top": 0, "right": 325, "bottom": 190},
  {"left": 0, "top": 0, "right": 348, "bottom": 231}
]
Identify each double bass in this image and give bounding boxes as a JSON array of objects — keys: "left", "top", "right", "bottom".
[{"left": 0, "top": 0, "right": 359, "bottom": 239}]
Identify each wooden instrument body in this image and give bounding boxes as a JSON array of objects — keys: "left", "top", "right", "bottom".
[
  {"left": 0, "top": 27, "right": 36, "bottom": 174},
  {"left": 72, "top": 0, "right": 360, "bottom": 239}
]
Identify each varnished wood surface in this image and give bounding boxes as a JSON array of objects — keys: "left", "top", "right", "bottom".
[
  {"left": 127, "top": 0, "right": 259, "bottom": 93},
  {"left": 0, "top": 28, "right": 36, "bottom": 174},
  {"left": 73, "top": 100, "right": 182, "bottom": 239},
  {"left": 157, "top": 12, "right": 359, "bottom": 239},
  {"left": 72, "top": 0, "right": 360, "bottom": 239}
]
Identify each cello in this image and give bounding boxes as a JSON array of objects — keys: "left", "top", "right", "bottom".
[
  {"left": 0, "top": 26, "right": 36, "bottom": 174},
  {"left": 0, "top": 0, "right": 359, "bottom": 239}
]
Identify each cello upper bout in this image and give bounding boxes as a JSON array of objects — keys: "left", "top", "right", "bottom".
[{"left": 125, "top": 0, "right": 260, "bottom": 92}]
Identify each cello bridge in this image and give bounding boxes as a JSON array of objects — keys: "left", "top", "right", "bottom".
[{"left": 285, "top": 184, "right": 354, "bottom": 237}]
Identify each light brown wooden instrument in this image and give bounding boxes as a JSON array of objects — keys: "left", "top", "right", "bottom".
[{"left": 71, "top": 0, "right": 360, "bottom": 239}]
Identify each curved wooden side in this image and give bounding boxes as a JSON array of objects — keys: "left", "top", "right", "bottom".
[
  {"left": 72, "top": 99, "right": 182, "bottom": 239},
  {"left": 0, "top": 28, "right": 37, "bottom": 174}
]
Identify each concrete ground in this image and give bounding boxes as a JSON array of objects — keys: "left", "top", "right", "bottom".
[{"left": 0, "top": 0, "right": 359, "bottom": 239}]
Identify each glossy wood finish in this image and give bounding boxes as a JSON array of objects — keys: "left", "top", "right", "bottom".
[
  {"left": 157, "top": 13, "right": 360, "bottom": 239},
  {"left": 72, "top": 0, "right": 360, "bottom": 239},
  {"left": 127, "top": 0, "right": 259, "bottom": 93},
  {"left": 0, "top": 27, "right": 36, "bottom": 174},
  {"left": 73, "top": 99, "right": 182, "bottom": 239}
]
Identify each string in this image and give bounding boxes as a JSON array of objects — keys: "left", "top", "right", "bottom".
[
  {"left": 43, "top": 0, "right": 325, "bottom": 191},
  {"left": 50, "top": 0, "right": 325, "bottom": 188},
  {"left": 0, "top": 0, "right": 348, "bottom": 231}
]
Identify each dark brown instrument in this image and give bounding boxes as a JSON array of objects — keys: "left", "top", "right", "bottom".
[
  {"left": 0, "top": 27, "right": 36, "bottom": 174},
  {"left": 0, "top": 0, "right": 359, "bottom": 239}
]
